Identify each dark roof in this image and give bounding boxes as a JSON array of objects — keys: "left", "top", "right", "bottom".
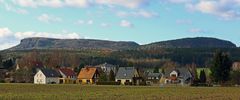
[
  {"left": 164, "top": 67, "right": 192, "bottom": 81},
  {"left": 115, "top": 67, "right": 136, "bottom": 79},
  {"left": 40, "top": 68, "right": 60, "bottom": 77},
  {"left": 59, "top": 68, "right": 76, "bottom": 76},
  {"left": 147, "top": 73, "right": 162, "bottom": 77}
]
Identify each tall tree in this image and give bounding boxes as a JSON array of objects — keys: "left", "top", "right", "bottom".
[
  {"left": 0, "top": 54, "right": 2, "bottom": 68},
  {"left": 199, "top": 70, "right": 207, "bottom": 83},
  {"left": 210, "top": 51, "right": 232, "bottom": 84},
  {"left": 109, "top": 69, "right": 115, "bottom": 81},
  {"left": 187, "top": 63, "right": 198, "bottom": 81},
  {"left": 74, "top": 63, "right": 85, "bottom": 74}
]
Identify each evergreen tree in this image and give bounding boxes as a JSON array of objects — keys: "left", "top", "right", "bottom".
[
  {"left": 74, "top": 63, "right": 85, "bottom": 74},
  {"left": 199, "top": 70, "right": 207, "bottom": 83},
  {"left": 99, "top": 73, "right": 107, "bottom": 82},
  {"left": 153, "top": 66, "right": 159, "bottom": 73},
  {"left": 109, "top": 69, "right": 115, "bottom": 81},
  {"left": 0, "top": 55, "right": 2, "bottom": 68},
  {"left": 2, "top": 59, "right": 14, "bottom": 69},
  {"left": 210, "top": 51, "right": 232, "bottom": 84}
]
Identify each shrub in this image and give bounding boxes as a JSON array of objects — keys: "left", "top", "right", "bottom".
[
  {"left": 96, "top": 81, "right": 120, "bottom": 85},
  {"left": 139, "top": 82, "right": 146, "bottom": 86},
  {"left": 124, "top": 82, "right": 132, "bottom": 85}
]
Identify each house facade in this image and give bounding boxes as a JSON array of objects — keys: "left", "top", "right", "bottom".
[
  {"left": 163, "top": 68, "right": 192, "bottom": 85},
  {"left": 59, "top": 68, "right": 76, "bottom": 84},
  {"left": 232, "top": 62, "right": 240, "bottom": 71},
  {"left": 77, "top": 67, "right": 99, "bottom": 84},
  {"left": 34, "top": 69, "right": 60, "bottom": 84},
  {"left": 146, "top": 73, "right": 162, "bottom": 85},
  {"left": 115, "top": 67, "right": 142, "bottom": 85}
]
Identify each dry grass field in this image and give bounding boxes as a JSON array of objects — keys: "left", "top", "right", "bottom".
[{"left": 0, "top": 84, "right": 240, "bottom": 100}]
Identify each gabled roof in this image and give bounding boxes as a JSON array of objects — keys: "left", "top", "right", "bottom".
[
  {"left": 40, "top": 68, "right": 60, "bottom": 77},
  {"left": 115, "top": 67, "right": 137, "bottom": 79},
  {"left": 164, "top": 67, "right": 192, "bottom": 81},
  {"left": 78, "top": 67, "right": 98, "bottom": 79},
  {"left": 147, "top": 73, "right": 162, "bottom": 77},
  {"left": 59, "top": 68, "right": 76, "bottom": 76}
]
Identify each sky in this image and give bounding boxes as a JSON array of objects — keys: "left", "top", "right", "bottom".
[{"left": 0, "top": 0, "right": 240, "bottom": 50}]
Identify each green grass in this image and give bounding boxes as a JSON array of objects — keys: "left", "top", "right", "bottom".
[{"left": 0, "top": 84, "right": 240, "bottom": 100}]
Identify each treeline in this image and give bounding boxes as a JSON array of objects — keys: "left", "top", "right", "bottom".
[{"left": 1, "top": 48, "right": 240, "bottom": 70}]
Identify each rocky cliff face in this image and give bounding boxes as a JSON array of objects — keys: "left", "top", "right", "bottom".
[{"left": 9, "top": 37, "right": 140, "bottom": 50}]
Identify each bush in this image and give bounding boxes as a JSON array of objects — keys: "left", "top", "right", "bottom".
[
  {"left": 0, "top": 79, "right": 5, "bottom": 83},
  {"left": 96, "top": 81, "right": 120, "bottom": 85},
  {"left": 124, "top": 82, "right": 132, "bottom": 85},
  {"left": 191, "top": 83, "right": 213, "bottom": 87},
  {"left": 139, "top": 81, "right": 146, "bottom": 86}
]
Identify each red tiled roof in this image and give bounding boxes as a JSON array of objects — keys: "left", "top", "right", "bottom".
[{"left": 59, "top": 68, "right": 76, "bottom": 76}]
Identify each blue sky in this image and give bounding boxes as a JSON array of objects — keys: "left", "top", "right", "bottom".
[{"left": 0, "top": 0, "right": 240, "bottom": 50}]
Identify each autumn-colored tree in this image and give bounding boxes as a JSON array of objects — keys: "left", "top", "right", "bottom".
[{"left": 186, "top": 63, "right": 198, "bottom": 81}]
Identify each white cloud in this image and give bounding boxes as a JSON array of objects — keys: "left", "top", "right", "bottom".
[
  {"left": 13, "top": 0, "right": 93, "bottom": 8},
  {"left": 120, "top": 20, "right": 134, "bottom": 28},
  {"left": 189, "top": 28, "right": 207, "bottom": 34},
  {"left": 65, "top": 0, "right": 92, "bottom": 8},
  {"left": 0, "top": 27, "right": 12, "bottom": 38},
  {"left": 12, "top": 0, "right": 150, "bottom": 9},
  {"left": 38, "top": 14, "right": 62, "bottom": 23},
  {"left": 117, "top": 10, "right": 158, "bottom": 18},
  {"left": 100, "top": 23, "right": 111, "bottom": 27},
  {"left": 76, "top": 19, "right": 93, "bottom": 25},
  {"left": 2, "top": 1, "right": 28, "bottom": 14},
  {"left": 87, "top": 20, "right": 93, "bottom": 25},
  {"left": 0, "top": 27, "right": 83, "bottom": 50},
  {"left": 96, "top": 0, "right": 149, "bottom": 8},
  {"left": 185, "top": 0, "right": 240, "bottom": 20},
  {"left": 167, "top": 0, "right": 192, "bottom": 4}
]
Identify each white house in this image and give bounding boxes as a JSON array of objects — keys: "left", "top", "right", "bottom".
[
  {"left": 34, "top": 69, "right": 60, "bottom": 84},
  {"left": 163, "top": 68, "right": 192, "bottom": 85}
]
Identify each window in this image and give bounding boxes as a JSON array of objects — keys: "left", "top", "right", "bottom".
[
  {"left": 87, "top": 80, "right": 90, "bottom": 84},
  {"left": 79, "top": 80, "right": 82, "bottom": 83},
  {"left": 117, "top": 80, "right": 121, "bottom": 83}
]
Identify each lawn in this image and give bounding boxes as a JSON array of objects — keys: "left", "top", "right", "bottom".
[{"left": 0, "top": 84, "right": 240, "bottom": 100}]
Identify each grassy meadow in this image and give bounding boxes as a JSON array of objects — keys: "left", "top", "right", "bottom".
[{"left": 0, "top": 84, "right": 240, "bottom": 100}]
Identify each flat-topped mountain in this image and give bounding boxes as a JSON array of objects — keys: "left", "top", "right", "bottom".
[
  {"left": 142, "top": 37, "right": 237, "bottom": 48},
  {"left": 6, "top": 37, "right": 237, "bottom": 51},
  {"left": 8, "top": 37, "right": 140, "bottom": 50}
]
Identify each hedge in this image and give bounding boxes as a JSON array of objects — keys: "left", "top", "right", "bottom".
[{"left": 96, "top": 81, "right": 120, "bottom": 85}]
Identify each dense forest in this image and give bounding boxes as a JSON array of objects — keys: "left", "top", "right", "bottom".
[{"left": 1, "top": 47, "right": 240, "bottom": 70}]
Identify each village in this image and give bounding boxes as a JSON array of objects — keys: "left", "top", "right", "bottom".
[{"left": 33, "top": 62, "right": 193, "bottom": 85}]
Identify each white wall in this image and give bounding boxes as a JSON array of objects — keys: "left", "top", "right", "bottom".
[
  {"left": 34, "top": 70, "right": 46, "bottom": 84},
  {"left": 170, "top": 71, "right": 178, "bottom": 77},
  {"left": 115, "top": 79, "right": 132, "bottom": 84}
]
